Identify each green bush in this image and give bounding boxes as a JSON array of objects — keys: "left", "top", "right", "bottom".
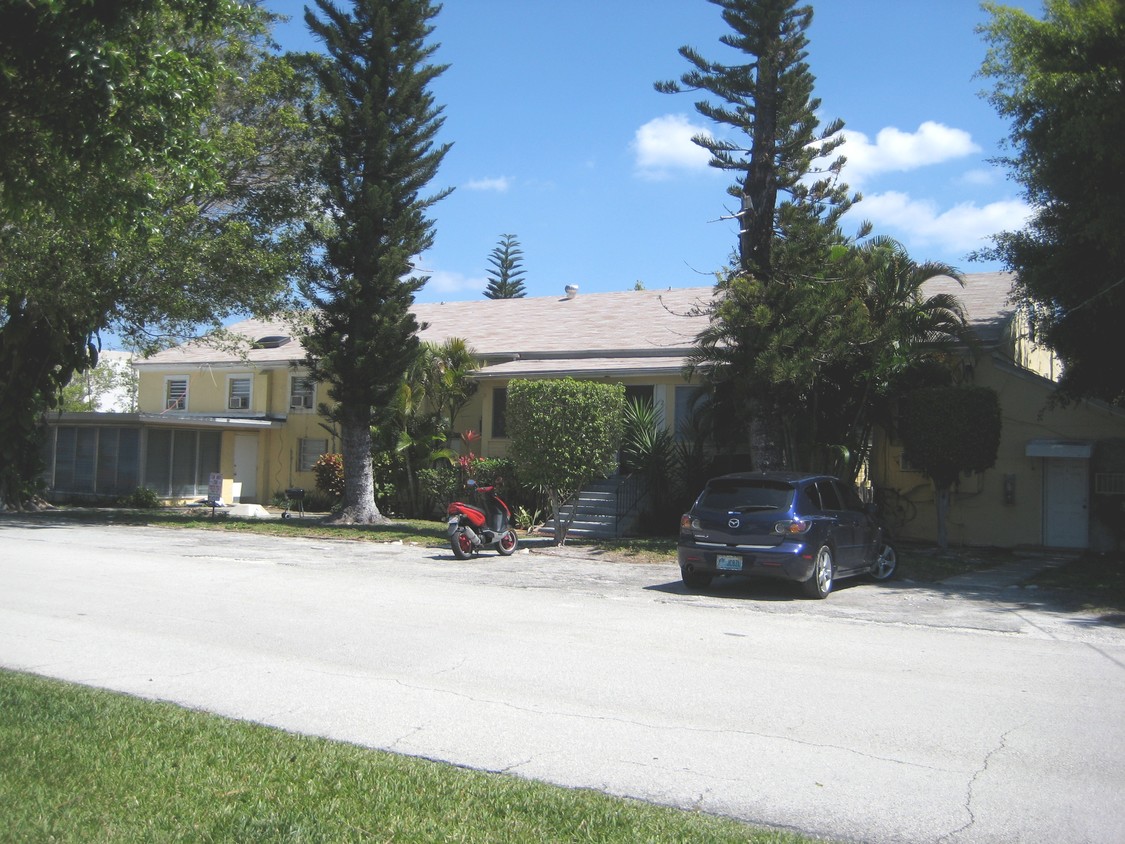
[
  {"left": 312, "top": 453, "right": 345, "bottom": 500},
  {"left": 417, "top": 458, "right": 546, "bottom": 521},
  {"left": 119, "top": 487, "right": 161, "bottom": 509}
]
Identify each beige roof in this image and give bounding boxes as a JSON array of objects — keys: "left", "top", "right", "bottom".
[
  {"left": 136, "top": 273, "right": 1018, "bottom": 369},
  {"left": 921, "top": 271, "right": 1017, "bottom": 343},
  {"left": 414, "top": 286, "right": 716, "bottom": 358}
]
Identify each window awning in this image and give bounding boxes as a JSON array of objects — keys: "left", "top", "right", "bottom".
[
  {"left": 138, "top": 413, "right": 283, "bottom": 429},
  {"left": 1025, "top": 439, "right": 1093, "bottom": 459}
]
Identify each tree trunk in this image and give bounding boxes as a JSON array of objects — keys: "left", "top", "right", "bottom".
[
  {"left": 327, "top": 416, "right": 389, "bottom": 526},
  {"left": 549, "top": 487, "right": 580, "bottom": 547},
  {"left": 935, "top": 485, "right": 951, "bottom": 549},
  {"left": 749, "top": 403, "right": 787, "bottom": 471}
]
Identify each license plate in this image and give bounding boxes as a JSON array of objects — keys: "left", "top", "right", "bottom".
[
  {"left": 717, "top": 555, "right": 743, "bottom": 571},
  {"left": 447, "top": 516, "right": 460, "bottom": 535}
]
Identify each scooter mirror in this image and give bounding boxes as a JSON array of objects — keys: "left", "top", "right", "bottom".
[{"left": 466, "top": 479, "right": 477, "bottom": 488}]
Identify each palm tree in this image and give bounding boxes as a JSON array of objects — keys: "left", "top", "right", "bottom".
[
  {"left": 820, "top": 236, "right": 971, "bottom": 478},
  {"left": 388, "top": 339, "right": 480, "bottom": 515},
  {"left": 420, "top": 338, "right": 479, "bottom": 442},
  {"left": 688, "top": 237, "right": 969, "bottom": 479}
]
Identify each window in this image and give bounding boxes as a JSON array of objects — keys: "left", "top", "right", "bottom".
[
  {"left": 624, "top": 385, "right": 655, "bottom": 406},
  {"left": 143, "top": 429, "right": 221, "bottom": 497},
  {"left": 811, "top": 480, "right": 844, "bottom": 511},
  {"left": 699, "top": 478, "right": 794, "bottom": 512},
  {"left": 492, "top": 388, "right": 507, "bottom": 438},
  {"left": 165, "top": 378, "right": 188, "bottom": 411},
  {"left": 290, "top": 376, "right": 314, "bottom": 411},
  {"left": 298, "top": 438, "right": 327, "bottom": 472},
  {"left": 674, "top": 385, "right": 709, "bottom": 441},
  {"left": 228, "top": 377, "right": 251, "bottom": 410},
  {"left": 48, "top": 426, "right": 140, "bottom": 496}
]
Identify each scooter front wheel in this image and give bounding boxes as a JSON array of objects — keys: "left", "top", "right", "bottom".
[
  {"left": 450, "top": 529, "right": 474, "bottom": 560},
  {"left": 496, "top": 529, "right": 518, "bottom": 556}
]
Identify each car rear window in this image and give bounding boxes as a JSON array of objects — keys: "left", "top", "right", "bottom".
[{"left": 698, "top": 479, "right": 794, "bottom": 512}]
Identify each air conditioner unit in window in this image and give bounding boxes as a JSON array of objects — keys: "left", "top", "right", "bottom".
[{"left": 230, "top": 396, "right": 249, "bottom": 410}]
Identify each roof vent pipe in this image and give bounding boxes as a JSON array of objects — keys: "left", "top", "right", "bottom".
[{"left": 564, "top": 284, "right": 578, "bottom": 299}]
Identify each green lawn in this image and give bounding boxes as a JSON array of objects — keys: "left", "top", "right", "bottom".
[{"left": 0, "top": 671, "right": 818, "bottom": 844}]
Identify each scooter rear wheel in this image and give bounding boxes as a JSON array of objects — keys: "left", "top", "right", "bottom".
[
  {"left": 450, "top": 530, "right": 474, "bottom": 560},
  {"left": 496, "top": 529, "right": 518, "bottom": 556}
]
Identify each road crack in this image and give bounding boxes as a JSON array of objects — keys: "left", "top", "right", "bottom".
[{"left": 937, "top": 722, "right": 1025, "bottom": 843}]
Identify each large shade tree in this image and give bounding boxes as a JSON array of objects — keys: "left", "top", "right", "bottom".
[
  {"left": 0, "top": 0, "right": 317, "bottom": 508},
  {"left": 977, "top": 0, "right": 1125, "bottom": 406},
  {"left": 300, "top": 0, "right": 452, "bottom": 524},
  {"left": 657, "top": 0, "right": 859, "bottom": 469}
]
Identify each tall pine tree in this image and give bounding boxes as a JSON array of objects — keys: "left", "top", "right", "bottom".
[
  {"left": 483, "top": 233, "right": 527, "bottom": 299},
  {"left": 657, "top": 0, "right": 857, "bottom": 470},
  {"left": 302, "top": 0, "right": 451, "bottom": 524}
]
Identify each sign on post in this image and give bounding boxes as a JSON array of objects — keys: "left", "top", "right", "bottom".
[{"left": 208, "top": 473, "right": 223, "bottom": 515}]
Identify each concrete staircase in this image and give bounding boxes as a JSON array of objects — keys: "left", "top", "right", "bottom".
[{"left": 535, "top": 476, "right": 643, "bottom": 541}]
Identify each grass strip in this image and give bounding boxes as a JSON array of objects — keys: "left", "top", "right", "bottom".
[{"left": 0, "top": 671, "right": 817, "bottom": 844}]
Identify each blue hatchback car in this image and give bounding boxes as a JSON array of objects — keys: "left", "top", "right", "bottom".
[{"left": 677, "top": 471, "right": 897, "bottom": 599}]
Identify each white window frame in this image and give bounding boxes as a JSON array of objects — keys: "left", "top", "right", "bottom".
[
  {"left": 290, "top": 376, "right": 315, "bottom": 412},
  {"left": 298, "top": 438, "right": 327, "bottom": 472},
  {"left": 165, "top": 377, "right": 188, "bottom": 411},
  {"left": 227, "top": 376, "right": 252, "bottom": 411}
]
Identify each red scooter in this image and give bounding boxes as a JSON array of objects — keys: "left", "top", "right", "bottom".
[{"left": 447, "top": 480, "right": 519, "bottom": 559}]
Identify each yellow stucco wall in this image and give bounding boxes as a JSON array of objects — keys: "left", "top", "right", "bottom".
[
  {"left": 136, "top": 365, "right": 334, "bottom": 504},
  {"left": 871, "top": 353, "right": 1125, "bottom": 548},
  {"left": 135, "top": 366, "right": 699, "bottom": 504}
]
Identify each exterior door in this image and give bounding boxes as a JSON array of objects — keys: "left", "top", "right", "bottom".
[
  {"left": 233, "top": 434, "right": 258, "bottom": 503},
  {"left": 1043, "top": 458, "right": 1089, "bottom": 548}
]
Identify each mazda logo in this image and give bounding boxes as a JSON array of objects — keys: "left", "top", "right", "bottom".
[{"left": 728, "top": 518, "right": 740, "bottom": 528}]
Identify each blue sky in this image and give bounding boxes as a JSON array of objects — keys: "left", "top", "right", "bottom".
[{"left": 265, "top": 0, "right": 1040, "bottom": 304}]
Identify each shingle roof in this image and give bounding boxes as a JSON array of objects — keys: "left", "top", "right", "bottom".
[
  {"left": 921, "top": 271, "right": 1017, "bottom": 344},
  {"left": 135, "top": 273, "right": 1018, "bottom": 368}
]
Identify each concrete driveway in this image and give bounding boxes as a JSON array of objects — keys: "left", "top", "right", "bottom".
[{"left": 1, "top": 516, "right": 1123, "bottom": 844}]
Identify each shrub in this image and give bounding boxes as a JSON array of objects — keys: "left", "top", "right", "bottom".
[
  {"left": 312, "top": 453, "right": 345, "bottom": 500},
  {"left": 119, "top": 487, "right": 161, "bottom": 509},
  {"left": 417, "top": 458, "right": 546, "bottom": 522}
]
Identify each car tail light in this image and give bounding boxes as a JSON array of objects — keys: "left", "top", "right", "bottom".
[
  {"left": 774, "top": 518, "right": 812, "bottom": 535},
  {"left": 680, "top": 514, "right": 700, "bottom": 531}
]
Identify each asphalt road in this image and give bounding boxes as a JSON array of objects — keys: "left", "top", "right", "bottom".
[{"left": 2, "top": 517, "right": 1123, "bottom": 844}]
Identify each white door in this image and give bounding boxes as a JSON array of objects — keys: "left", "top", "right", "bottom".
[
  {"left": 1043, "top": 458, "right": 1089, "bottom": 548},
  {"left": 233, "top": 434, "right": 258, "bottom": 503}
]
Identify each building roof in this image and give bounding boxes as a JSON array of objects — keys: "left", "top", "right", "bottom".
[
  {"left": 921, "top": 271, "right": 1017, "bottom": 344},
  {"left": 414, "top": 286, "right": 715, "bottom": 359},
  {"left": 135, "top": 273, "right": 1018, "bottom": 370}
]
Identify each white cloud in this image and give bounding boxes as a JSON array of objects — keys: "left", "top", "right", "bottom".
[
  {"left": 858, "top": 190, "right": 1032, "bottom": 255},
  {"left": 632, "top": 114, "right": 712, "bottom": 178},
  {"left": 958, "top": 168, "right": 999, "bottom": 187},
  {"left": 464, "top": 176, "right": 512, "bottom": 192},
  {"left": 839, "top": 121, "right": 981, "bottom": 185},
  {"left": 420, "top": 268, "right": 486, "bottom": 298}
]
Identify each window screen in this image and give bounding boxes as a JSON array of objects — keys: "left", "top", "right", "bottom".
[
  {"left": 165, "top": 378, "right": 188, "bottom": 410},
  {"left": 228, "top": 377, "right": 251, "bottom": 410}
]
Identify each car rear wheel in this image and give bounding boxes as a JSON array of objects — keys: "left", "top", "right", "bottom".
[
  {"left": 681, "top": 566, "right": 713, "bottom": 591},
  {"left": 802, "top": 545, "right": 834, "bottom": 599},
  {"left": 870, "top": 543, "right": 897, "bottom": 581}
]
